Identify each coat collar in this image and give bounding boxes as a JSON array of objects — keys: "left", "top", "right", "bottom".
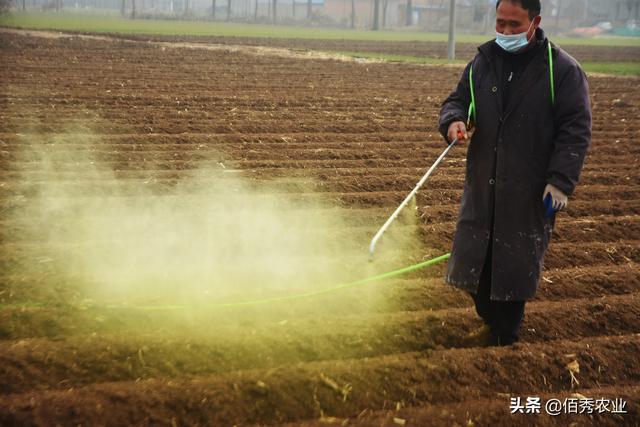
[{"left": 477, "top": 28, "right": 551, "bottom": 119}]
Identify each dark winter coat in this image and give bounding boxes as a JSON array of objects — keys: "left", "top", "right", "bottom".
[{"left": 439, "top": 28, "right": 592, "bottom": 301}]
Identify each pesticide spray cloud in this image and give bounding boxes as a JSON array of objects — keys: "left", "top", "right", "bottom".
[{"left": 9, "top": 127, "right": 421, "bottom": 307}]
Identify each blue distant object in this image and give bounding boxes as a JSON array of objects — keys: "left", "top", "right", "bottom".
[{"left": 613, "top": 27, "right": 640, "bottom": 37}]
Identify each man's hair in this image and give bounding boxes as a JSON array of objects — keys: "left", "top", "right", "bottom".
[{"left": 496, "top": 0, "right": 542, "bottom": 20}]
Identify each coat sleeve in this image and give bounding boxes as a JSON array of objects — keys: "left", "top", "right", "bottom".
[
  {"left": 438, "top": 61, "right": 473, "bottom": 143},
  {"left": 546, "top": 59, "right": 592, "bottom": 196}
]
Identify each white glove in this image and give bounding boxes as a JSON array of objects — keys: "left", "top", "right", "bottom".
[{"left": 543, "top": 183, "right": 568, "bottom": 211}]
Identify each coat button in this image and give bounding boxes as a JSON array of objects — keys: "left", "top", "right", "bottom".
[
  {"left": 492, "top": 86, "right": 497, "bottom": 92},
  {"left": 489, "top": 179, "right": 495, "bottom": 185}
]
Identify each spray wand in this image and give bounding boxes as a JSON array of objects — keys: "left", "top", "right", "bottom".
[{"left": 369, "top": 135, "right": 460, "bottom": 261}]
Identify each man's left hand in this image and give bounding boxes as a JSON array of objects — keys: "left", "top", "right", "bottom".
[{"left": 543, "top": 183, "right": 568, "bottom": 211}]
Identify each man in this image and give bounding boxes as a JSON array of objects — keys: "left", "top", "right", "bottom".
[{"left": 439, "top": 0, "right": 591, "bottom": 346}]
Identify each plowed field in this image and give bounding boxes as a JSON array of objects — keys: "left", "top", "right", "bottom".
[
  {"left": 0, "top": 30, "right": 639, "bottom": 426},
  {"left": 106, "top": 33, "right": 640, "bottom": 64}
]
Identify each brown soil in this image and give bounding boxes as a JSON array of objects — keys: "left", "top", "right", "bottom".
[{"left": 0, "top": 30, "right": 638, "bottom": 425}]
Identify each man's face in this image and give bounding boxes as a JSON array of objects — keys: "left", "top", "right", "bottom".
[{"left": 496, "top": 0, "right": 540, "bottom": 38}]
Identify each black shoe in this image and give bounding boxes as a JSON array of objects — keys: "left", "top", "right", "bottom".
[{"left": 495, "top": 334, "right": 519, "bottom": 346}]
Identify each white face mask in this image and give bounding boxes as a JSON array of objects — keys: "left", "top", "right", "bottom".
[{"left": 495, "top": 20, "right": 535, "bottom": 53}]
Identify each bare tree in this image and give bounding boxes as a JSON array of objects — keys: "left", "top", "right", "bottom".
[
  {"left": 131, "top": 0, "right": 136, "bottom": 18},
  {"left": 372, "top": 0, "right": 380, "bottom": 30},
  {"left": 350, "top": 0, "right": 355, "bottom": 28},
  {"left": 306, "top": 0, "right": 311, "bottom": 20},
  {"left": 272, "top": 0, "right": 276, "bottom": 21},
  {"left": 382, "top": 0, "right": 389, "bottom": 27},
  {"left": 405, "top": 0, "right": 412, "bottom": 25},
  {"left": 227, "top": 0, "right": 231, "bottom": 20},
  {"left": 212, "top": 0, "right": 216, "bottom": 18},
  {"left": 121, "top": 0, "right": 126, "bottom": 16},
  {"left": 555, "top": 0, "right": 562, "bottom": 31}
]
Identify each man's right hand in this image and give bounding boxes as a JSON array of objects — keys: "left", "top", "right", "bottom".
[{"left": 447, "top": 121, "right": 469, "bottom": 144}]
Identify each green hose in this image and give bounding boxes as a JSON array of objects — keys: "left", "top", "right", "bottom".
[{"left": 106, "top": 252, "right": 451, "bottom": 311}]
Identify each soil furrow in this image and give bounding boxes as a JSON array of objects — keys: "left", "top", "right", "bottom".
[{"left": 0, "top": 334, "right": 638, "bottom": 426}]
